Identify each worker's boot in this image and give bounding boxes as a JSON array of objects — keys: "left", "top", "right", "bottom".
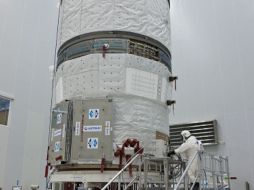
[
  {"left": 189, "top": 182, "right": 200, "bottom": 190},
  {"left": 193, "top": 182, "right": 200, "bottom": 190}
]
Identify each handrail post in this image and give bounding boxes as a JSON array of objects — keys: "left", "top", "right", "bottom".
[
  {"left": 225, "top": 156, "right": 231, "bottom": 189},
  {"left": 138, "top": 157, "right": 142, "bottom": 189},
  {"left": 199, "top": 152, "right": 207, "bottom": 189},
  {"left": 211, "top": 155, "right": 217, "bottom": 190},
  {"left": 164, "top": 158, "right": 169, "bottom": 190},
  {"left": 219, "top": 156, "right": 224, "bottom": 189},
  {"left": 183, "top": 162, "right": 188, "bottom": 190},
  {"left": 144, "top": 158, "right": 148, "bottom": 190},
  {"left": 118, "top": 174, "right": 121, "bottom": 190}
]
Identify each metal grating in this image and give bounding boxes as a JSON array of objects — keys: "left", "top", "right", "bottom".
[
  {"left": 128, "top": 40, "right": 159, "bottom": 61},
  {"left": 169, "top": 120, "right": 218, "bottom": 147}
]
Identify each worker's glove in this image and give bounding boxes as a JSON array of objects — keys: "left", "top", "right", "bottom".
[{"left": 167, "top": 150, "right": 175, "bottom": 157}]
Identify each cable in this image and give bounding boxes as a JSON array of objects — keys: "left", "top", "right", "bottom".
[
  {"left": 168, "top": 0, "right": 170, "bottom": 10},
  {"left": 66, "top": 101, "right": 73, "bottom": 161},
  {"left": 47, "top": 0, "right": 61, "bottom": 152},
  {"left": 46, "top": 0, "right": 62, "bottom": 188}
]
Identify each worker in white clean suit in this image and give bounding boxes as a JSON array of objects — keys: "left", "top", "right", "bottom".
[{"left": 168, "top": 130, "right": 203, "bottom": 190}]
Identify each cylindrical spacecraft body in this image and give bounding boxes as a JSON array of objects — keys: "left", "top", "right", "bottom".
[{"left": 49, "top": 0, "right": 173, "bottom": 171}]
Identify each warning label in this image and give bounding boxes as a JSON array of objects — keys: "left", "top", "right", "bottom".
[
  {"left": 105, "top": 121, "right": 111, "bottom": 127},
  {"left": 88, "top": 109, "right": 100, "bottom": 119},
  {"left": 54, "top": 141, "right": 61, "bottom": 152},
  {"left": 56, "top": 113, "right": 62, "bottom": 124},
  {"left": 75, "top": 122, "right": 81, "bottom": 136},
  {"left": 83, "top": 125, "right": 102, "bottom": 132},
  {"left": 54, "top": 129, "right": 62, "bottom": 137},
  {"left": 105, "top": 126, "right": 110, "bottom": 136},
  {"left": 87, "top": 138, "right": 98, "bottom": 149}
]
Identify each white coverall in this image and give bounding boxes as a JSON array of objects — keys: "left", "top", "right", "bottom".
[{"left": 175, "top": 136, "right": 201, "bottom": 183}]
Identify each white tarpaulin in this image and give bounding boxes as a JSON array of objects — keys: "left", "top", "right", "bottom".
[
  {"left": 112, "top": 95, "right": 169, "bottom": 154},
  {"left": 58, "top": 0, "right": 171, "bottom": 49}
]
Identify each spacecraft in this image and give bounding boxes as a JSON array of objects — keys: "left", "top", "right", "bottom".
[{"left": 46, "top": 0, "right": 176, "bottom": 189}]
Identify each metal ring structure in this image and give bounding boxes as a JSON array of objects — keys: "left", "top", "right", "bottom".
[{"left": 57, "top": 31, "right": 172, "bottom": 72}]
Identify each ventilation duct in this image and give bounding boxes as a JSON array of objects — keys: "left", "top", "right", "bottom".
[{"left": 169, "top": 120, "right": 218, "bottom": 147}]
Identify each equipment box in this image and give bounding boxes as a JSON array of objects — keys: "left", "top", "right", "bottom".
[
  {"left": 48, "top": 101, "right": 70, "bottom": 165},
  {"left": 48, "top": 98, "right": 113, "bottom": 165}
]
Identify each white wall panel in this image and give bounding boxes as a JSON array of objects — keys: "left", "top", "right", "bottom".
[
  {"left": 0, "top": 128, "right": 9, "bottom": 187},
  {"left": 0, "top": 0, "right": 58, "bottom": 189},
  {"left": 170, "top": 0, "right": 254, "bottom": 189}
]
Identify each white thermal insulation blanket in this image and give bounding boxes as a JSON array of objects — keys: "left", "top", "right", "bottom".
[
  {"left": 55, "top": 54, "right": 172, "bottom": 104},
  {"left": 58, "top": 0, "right": 171, "bottom": 49},
  {"left": 55, "top": 54, "right": 172, "bottom": 154},
  {"left": 112, "top": 95, "right": 169, "bottom": 154}
]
